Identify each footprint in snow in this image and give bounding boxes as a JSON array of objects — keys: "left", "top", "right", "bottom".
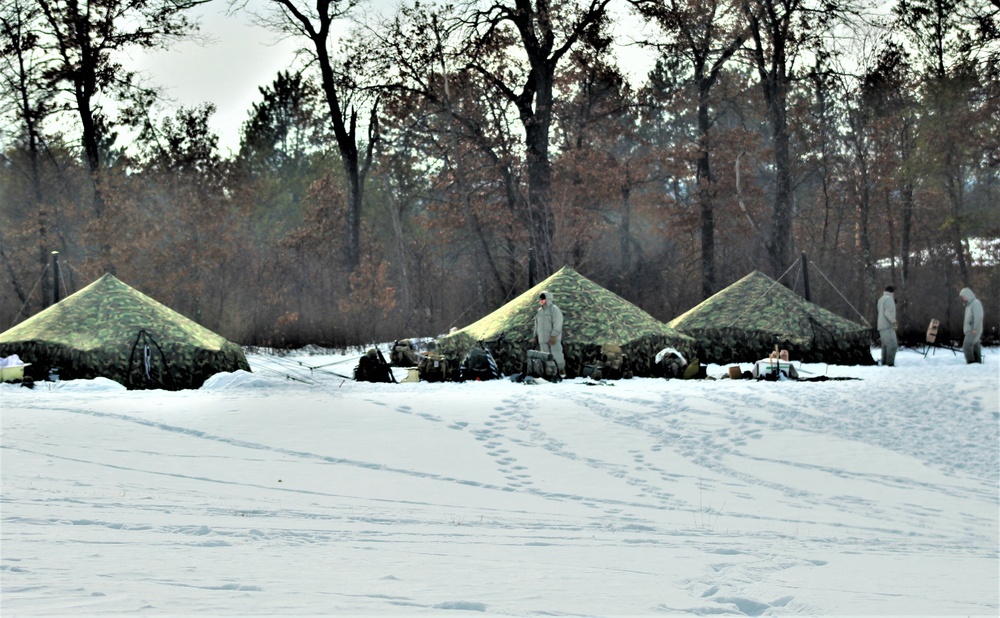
[
  {"left": 713, "top": 596, "right": 771, "bottom": 616},
  {"left": 433, "top": 601, "right": 486, "bottom": 612}
]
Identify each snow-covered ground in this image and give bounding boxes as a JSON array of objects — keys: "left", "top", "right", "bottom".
[{"left": 2, "top": 347, "right": 997, "bottom": 616}]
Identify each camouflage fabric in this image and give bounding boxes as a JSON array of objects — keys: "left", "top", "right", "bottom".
[
  {"left": 0, "top": 274, "right": 251, "bottom": 390},
  {"left": 667, "top": 270, "right": 875, "bottom": 365},
  {"left": 436, "top": 266, "right": 695, "bottom": 377}
]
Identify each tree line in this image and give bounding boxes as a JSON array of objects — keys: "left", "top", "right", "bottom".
[{"left": 1, "top": 0, "right": 997, "bottom": 349}]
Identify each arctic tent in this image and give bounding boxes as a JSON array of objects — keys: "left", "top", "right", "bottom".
[
  {"left": 667, "top": 270, "right": 875, "bottom": 365},
  {"left": 435, "top": 266, "right": 695, "bottom": 377},
  {"left": 0, "top": 274, "right": 250, "bottom": 389}
]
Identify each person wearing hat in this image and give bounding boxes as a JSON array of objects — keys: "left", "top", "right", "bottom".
[
  {"left": 534, "top": 290, "right": 565, "bottom": 375},
  {"left": 876, "top": 285, "right": 898, "bottom": 366},
  {"left": 959, "top": 288, "right": 984, "bottom": 364}
]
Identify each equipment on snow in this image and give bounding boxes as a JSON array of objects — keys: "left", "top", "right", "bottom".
[
  {"left": 523, "top": 349, "right": 561, "bottom": 382},
  {"left": 354, "top": 348, "right": 396, "bottom": 383},
  {"left": 460, "top": 342, "right": 502, "bottom": 381}
]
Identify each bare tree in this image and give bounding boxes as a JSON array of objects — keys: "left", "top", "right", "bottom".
[
  {"left": 739, "top": 0, "right": 803, "bottom": 279},
  {"left": 631, "top": 0, "right": 748, "bottom": 298},
  {"left": 460, "top": 0, "right": 615, "bottom": 279},
  {"left": 34, "top": 0, "right": 208, "bottom": 208},
  {"left": 363, "top": 4, "right": 515, "bottom": 305},
  {"left": 894, "top": 0, "right": 998, "bottom": 288},
  {"left": 249, "top": 0, "right": 378, "bottom": 270},
  {"left": 1, "top": 0, "right": 55, "bottom": 306}
]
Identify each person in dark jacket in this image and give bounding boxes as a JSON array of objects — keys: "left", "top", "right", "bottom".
[
  {"left": 959, "top": 288, "right": 984, "bottom": 364},
  {"left": 533, "top": 291, "right": 565, "bottom": 375},
  {"left": 876, "top": 285, "right": 898, "bottom": 366}
]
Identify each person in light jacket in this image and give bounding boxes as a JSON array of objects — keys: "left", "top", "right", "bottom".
[
  {"left": 533, "top": 291, "right": 565, "bottom": 374},
  {"left": 959, "top": 288, "right": 984, "bottom": 364},
  {"left": 876, "top": 285, "right": 898, "bottom": 367}
]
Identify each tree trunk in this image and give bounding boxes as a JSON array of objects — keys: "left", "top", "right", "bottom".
[
  {"left": 944, "top": 139, "right": 970, "bottom": 287},
  {"left": 23, "top": 92, "right": 51, "bottom": 308},
  {"left": 696, "top": 86, "right": 716, "bottom": 298},
  {"left": 344, "top": 152, "right": 363, "bottom": 270},
  {"left": 437, "top": 51, "right": 505, "bottom": 307},
  {"left": 900, "top": 178, "right": 914, "bottom": 327},
  {"left": 312, "top": 28, "right": 372, "bottom": 272},
  {"left": 524, "top": 156, "right": 557, "bottom": 278},
  {"left": 855, "top": 156, "right": 876, "bottom": 303},
  {"left": 620, "top": 175, "right": 632, "bottom": 272},
  {"left": 468, "top": 0, "right": 612, "bottom": 281},
  {"left": 745, "top": 0, "right": 796, "bottom": 281},
  {"left": 0, "top": 241, "right": 29, "bottom": 315},
  {"left": 523, "top": 87, "right": 557, "bottom": 279},
  {"left": 381, "top": 175, "right": 412, "bottom": 326},
  {"left": 767, "top": 99, "right": 794, "bottom": 279}
]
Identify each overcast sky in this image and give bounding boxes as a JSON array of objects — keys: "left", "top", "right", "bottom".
[
  {"left": 125, "top": 2, "right": 302, "bottom": 155},
  {"left": 126, "top": 1, "right": 655, "bottom": 155}
]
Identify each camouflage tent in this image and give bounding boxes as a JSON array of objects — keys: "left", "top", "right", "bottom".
[
  {"left": 667, "top": 270, "right": 875, "bottom": 365},
  {"left": 0, "top": 274, "right": 250, "bottom": 389},
  {"left": 435, "top": 266, "right": 694, "bottom": 377}
]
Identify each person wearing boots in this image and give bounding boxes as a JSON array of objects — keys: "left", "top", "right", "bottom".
[
  {"left": 534, "top": 291, "right": 566, "bottom": 375},
  {"left": 959, "top": 288, "right": 984, "bottom": 364},
  {"left": 877, "top": 285, "right": 898, "bottom": 366}
]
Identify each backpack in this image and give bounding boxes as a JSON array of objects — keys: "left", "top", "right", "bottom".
[
  {"left": 355, "top": 349, "right": 395, "bottom": 383},
  {"left": 461, "top": 347, "right": 501, "bottom": 381},
  {"left": 600, "top": 344, "right": 631, "bottom": 380},
  {"left": 390, "top": 339, "right": 420, "bottom": 367},
  {"left": 582, "top": 344, "right": 631, "bottom": 381},
  {"left": 418, "top": 352, "right": 453, "bottom": 383},
  {"left": 524, "top": 349, "right": 561, "bottom": 381}
]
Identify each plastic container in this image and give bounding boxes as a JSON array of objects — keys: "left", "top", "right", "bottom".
[{"left": 0, "top": 363, "right": 30, "bottom": 382}]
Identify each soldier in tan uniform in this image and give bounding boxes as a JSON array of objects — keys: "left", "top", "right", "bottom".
[
  {"left": 876, "top": 285, "right": 898, "bottom": 367},
  {"left": 533, "top": 291, "right": 565, "bottom": 375}
]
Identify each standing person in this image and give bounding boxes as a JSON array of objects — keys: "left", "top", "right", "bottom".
[
  {"left": 534, "top": 291, "right": 566, "bottom": 375},
  {"left": 877, "top": 285, "right": 898, "bottom": 367},
  {"left": 959, "top": 288, "right": 984, "bottom": 364}
]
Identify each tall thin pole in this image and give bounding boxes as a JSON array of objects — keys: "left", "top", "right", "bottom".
[
  {"left": 52, "top": 251, "right": 60, "bottom": 304},
  {"left": 800, "top": 251, "right": 811, "bottom": 302},
  {"left": 528, "top": 247, "right": 536, "bottom": 288}
]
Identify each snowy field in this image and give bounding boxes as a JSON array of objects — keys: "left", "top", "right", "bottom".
[{"left": 1, "top": 346, "right": 998, "bottom": 616}]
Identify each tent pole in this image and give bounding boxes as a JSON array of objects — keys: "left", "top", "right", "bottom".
[
  {"left": 528, "top": 247, "right": 536, "bottom": 288},
  {"left": 801, "top": 252, "right": 811, "bottom": 302},
  {"left": 51, "top": 251, "right": 60, "bottom": 304}
]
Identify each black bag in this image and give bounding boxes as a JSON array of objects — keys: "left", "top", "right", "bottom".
[
  {"left": 654, "top": 347, "right": 688, "bottom": 379},
  {"left": 525, "top": 349, "right": 561, "bottom": 381},
  {"left": 461, "top": 347, "right": 501, "bottom": 381},
  {"left": 354, "top": 349, "right": 395, "bottom": 383}
]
